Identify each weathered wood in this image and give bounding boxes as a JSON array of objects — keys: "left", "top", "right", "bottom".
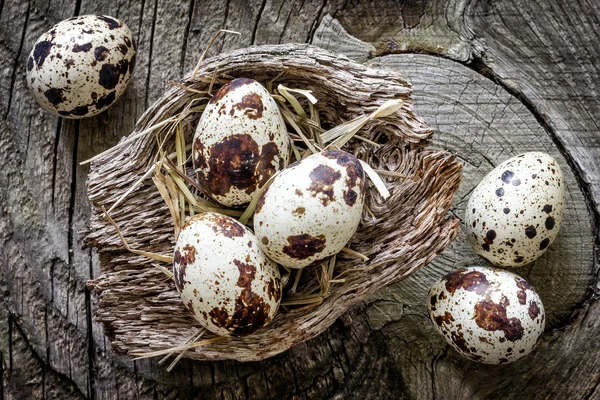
[{"left": 0, "top": 0, "right": 598, "bottom": 398}]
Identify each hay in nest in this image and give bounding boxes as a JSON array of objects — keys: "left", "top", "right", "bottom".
[{"left": 86, "top": 43, "right": 462, "bottom": 362}]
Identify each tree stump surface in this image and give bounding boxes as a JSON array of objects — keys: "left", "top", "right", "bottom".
[{"left": 0, "top": 1, "right": 598, "bottom": 399}]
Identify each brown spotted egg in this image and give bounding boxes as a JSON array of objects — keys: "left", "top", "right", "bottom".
[
  {"left": 173, "top": 212, "right": 282, "bottom": 336},
  {"left": 465, "top": 152, "right": 565, "bottom": 267},
  {"left": 254, "top": 150, "right": 365, "bottom": 269},
  {"left": 428, "top": 266, "right": 545, "bottom": 364},
  {"left": 26, "top": 15, "right": 135, "bottom": 118},
  {"left": 193, "top": 78, "right": 289, "bottom": 207}
]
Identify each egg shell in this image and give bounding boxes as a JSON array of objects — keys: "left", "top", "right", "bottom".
[
  {"left": 26, "top": 15, "right": 136, "bottom": 119},
  {"left": 465, "top": 152, "right": 566, "bottom": 267},
  {"left": 173, "top": 212, "right": 282, "bottom": 336},
  {"left": 428, "top": 266, "right": 545, "bottom": 364},
  {"left": 193, "top": 78, "right": 289, "bottom": 207},
  {"left": 254, "top": 150, "right": 365, "bottom": 269}
]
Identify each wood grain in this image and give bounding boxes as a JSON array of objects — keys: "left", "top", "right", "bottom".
[{"left": 0, "top": 0, "right": 597, "bottom": 398}]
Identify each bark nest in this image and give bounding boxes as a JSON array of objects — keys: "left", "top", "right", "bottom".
[{"left": 86, "top": 44, "right": 462, "bottom": 362}]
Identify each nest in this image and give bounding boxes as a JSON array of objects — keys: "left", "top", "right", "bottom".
[{"left": 86, "top": 43, "right": 462, "bottom": 362}]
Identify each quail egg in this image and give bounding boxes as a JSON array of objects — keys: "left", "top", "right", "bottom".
[
  {"left": 193, "top": 78, "right": 289, "bottom": 207},
  {"left": 465, "top": 152, "right": 565, "bottom": 267},
  {"left": 254, "top": 150, "right": 365, "bottom": 269},
  {"left": 26, "top": 15, "right": 136, "bottom": 118},
  {"left": 428, "top": 266, "right": 545, "bottom": 364},
  {"left": 173, "top": 213, "right": 282, "bottom": 336}
]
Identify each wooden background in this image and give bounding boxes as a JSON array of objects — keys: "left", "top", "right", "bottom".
[{"left": 1, "top": 0, "right": 598, "bottom": 399}]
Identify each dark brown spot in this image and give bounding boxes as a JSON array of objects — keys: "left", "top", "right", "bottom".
[
  {"left": 64, "top": 58, "right": 76, "bottom": 70},
  {"left": 308, "top": 165, "right": 341, "bottom": 206},
  {"left": 233, "top": 259, "right": 256, "bottom": 288},
  {"left": 33, "top": 40, "right": 53, "bottom": 68},
  {"left": 44, "top": 88, "right": 65, "bottom": 105},
  {"left": 479, "top": 336, "right": 492, "bottom": 344},
  {"left": 528, "top": 301, "right": 540, "bottom": 319},
  {"left": 295, "top": 189, "right": 303, "bottom": 197},
  {"left": 343, "top": 189, "right": 358, "bottom": 206},
  {"left": 58, "top": 105, "right": 89, "bottom": 116},
  {"left": 72, "top": 42, "right": 92, "bottom": 52},
  {"left": 283, "top": 234, "right": 326, "bottom": 260},
  {"left": 184, "top": 300, "right": 196, "bottom": 315},
  {"left": 496, "top": 187, "right": 504, "bottom": 197},
  {"left": 96, "top": 90, "right": 116, "bottom": 109},
  {"left": 433, "top": 311, "right": 454, "bottom": 327},
  {"left": 82, "top": 28, "right": 94, "bottom": 34},
  {"left": 267, "top": 278, "right": 280, "bottom": 301},
  {"left": 210, "top": 78, "right": 255, "bottom": 104},
  {"left": 124, "top": 36, "right": 132, "bottom": 47},
  {"left": 255, "top": 191, "right": 268, "bottom": 214},
  {"left": 543, "top": 204, "right": 553, "bottom": 213},
  {"left": 443, "top": 269, "right": 489, "bottom": 295},
  {"left": 293, "top": 206, "right": 306, "bottom": 216},
  {"left": 234, "top": 93, "right": 264, "bottom": 119},
  {"left": 94, "top": 46, "right": 109, "bottom": 61},
  {"left": 545, "top": 216, "right": 555, "bottom": 230},
  {"left": 450, "top": 330, "right": 470, "bottom": 353},
  {"left": 498, "top": 358, "right": 509, "bottom": 364},
  {"left": 325, "top": 150, "right": 365, "bottom": 192},
  {"left": 515, "top": 279, "right": 528, "bottom": 305},
  {"left": 261, "top": 237, "right": 269, "bottom": 245},
  {"left": 117, "top": 43, "right": 128, "bottom": 55},
  {"left": 173, "top": 246, "right": 195, "bottom": 292},
  {"left": 525, "top": 225, "right": 537, "bottom": 239},
  {"left": 98, "top": 59, "right": 129, "bottom": 90},
  {"left": 257, "top": 142, "right": 281, "bottom": 187},
  {"left": 196, "top": 134, "right": 261, "bottom": 199},
  {"left": 501, "top": 170, "right": 514, "bottom": 184},
  {"left": 474, "top": 300, "right": 524, "bottom": 341},
  {"left": 209, "top": 258, "right": 272, "bottom": 336},
  {"left": 98, "top": 15, "right": 122, "bottom": 29},
  {"left": 438, "top": 291, "right": 447, "bottom": 300},
  {"left": 539, "top": 238, "right": 550, "bottom": 250},
  {"left": 484, "top": 230, "right": 496, "bottom": 245},
  {"left": 514, "top": 255, "right": 525, "bottom": 263},
  {"left": 211, "top": 214, "right": 245, "bottom": 238},
  {"left": 482, "top": 243, "right": 490, "bottom": 252},
  {"left": 429, "top": 295, "right": 437, "bottom": 308},
  {"left": 503, "top": 207, "right": 510, "bottom": 214}
]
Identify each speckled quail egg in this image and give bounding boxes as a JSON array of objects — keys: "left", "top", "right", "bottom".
[
  {"left": 193, "top": 78, "right": 289, "bottom": 207},
  {"left": 465, "top": 152, "right": 565, "bottom": 267},
  {"left": 173, "top": 212, "right": 282, "bottom": 336},
  {"left": 428, "top": 266, "right": 545, "bottom": 364},
  {"left": 254, "top": 150, "right": 365, "bottom": 269},
  {"left": 26, "top": 15, "right": 135, "bottom": 118}
]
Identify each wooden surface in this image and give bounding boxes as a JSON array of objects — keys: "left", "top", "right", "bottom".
[{"left": 0, "top": 0, "right": 598, "bottom": 399}]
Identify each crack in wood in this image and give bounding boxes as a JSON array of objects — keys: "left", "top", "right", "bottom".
[
  {"left": 144, "top": 0, "right": 159, "bottom": 109},
  {"left": 51, "top": 119, "right": 62, "bottom": 210},
  {"left": 180, "top": 0, "right": 194, "bottom": 77},
  {"left": 250, "top": 0, "right": 266, "bottom": 45},
  {"left": 3, "top": 0, "right": 29, "bottom": 121}
]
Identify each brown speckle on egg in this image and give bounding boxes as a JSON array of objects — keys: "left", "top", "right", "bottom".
[
  {"left": 234, "top": 92, "right": 264, "bottom": 119},
  {"left": 308, "top": 164, "right": 341, "bottom": 206},
  {"left": 443, "top": 269, "right": 489, "bottom": 295},
  {"left": 283, "top": 233, "right": 327, "bottom": 260}
]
